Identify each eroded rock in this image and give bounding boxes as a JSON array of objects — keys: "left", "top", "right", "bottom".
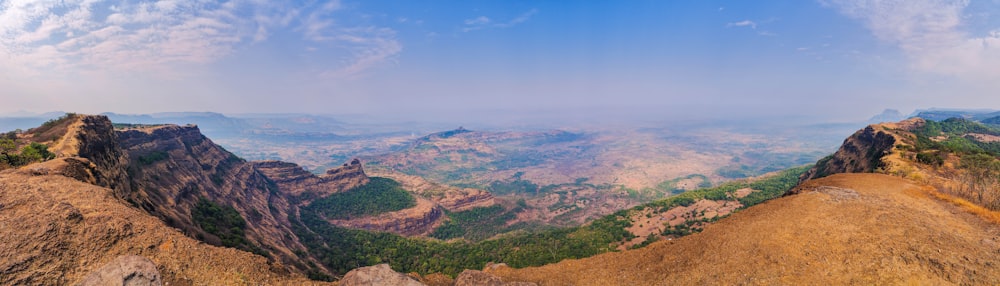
[
  {"left": 77, "top": 255, "right": 161, "bottom": 286},
  {"left": 339, "top": 264, "right": 424, "bottom": 286}
]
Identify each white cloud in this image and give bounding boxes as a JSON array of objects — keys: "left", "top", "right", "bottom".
[
  {"left": 463, "top": 9, "right": 538, "bottom": 32},
  {"left": 464, "top": 16, "right": 490, "bottom": 26},
  {"left": 0, "top": 0, "right": 398, "bottom": 80},
  {"left": 823, "top": 0, "right": 1000, "bottom": 79},
  {"left": 726, "top": 20, "right": 757, "bottom": 29},
  {"left": 300, "top": 1, "right": 402, "bottom": 79}
]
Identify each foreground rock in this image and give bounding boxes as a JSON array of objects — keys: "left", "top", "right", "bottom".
[
  {"left": 77, "top": 255, "right": 161, "bottom": 286},
  {"left": 339, "top": 264, "right": 424, "bottom": 286}
]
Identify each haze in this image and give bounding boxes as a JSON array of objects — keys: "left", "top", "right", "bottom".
[{"left": 2, "top": 0, "right": 1000, "bottom": 122}]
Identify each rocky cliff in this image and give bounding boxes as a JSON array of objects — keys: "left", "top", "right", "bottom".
[
  {"left": 254, "top": 158, "right": 369, "bottom": 204},
  {"left": 374, "top": 172, "right": 496, "bottom": 212},
  {"left": 0, "top": 171, "right": 321, "bottom": 285},
  {"left": 115, "top": 123, "right": 310, "bottom": 271},
  {"left": 798, "top": 123, "right": 902, "bottom": 184},
  {"left": 329, "top": 197, "right": 445, "bottom": 236}
]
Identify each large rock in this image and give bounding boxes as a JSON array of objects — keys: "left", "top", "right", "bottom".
[
  {"left": 339, "top": 264, "right": 425, "bottom": 286},
  {"left": 77, "top": 255, "right": 161, "bottom": 286}
]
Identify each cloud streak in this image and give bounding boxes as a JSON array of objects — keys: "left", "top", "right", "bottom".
[
  {"left": 463, "top": 9, "right": 538, "bottom": 32},
  {"left": 823, "top": 0, "right": 1000, "bottom": 79},
  {"left": 0, "top": 0, "right": 400, "bottom": 80},
  {"left": 726, "top": 20, "right": 757, "bottom": 29}
]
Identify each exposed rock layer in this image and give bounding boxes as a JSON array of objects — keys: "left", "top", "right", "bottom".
[
  {"left": 0, "top": 173, "right": 319, "bottom": 285},
  {"left": 798, "top": 124, "right": 899, "bottom": 184}
]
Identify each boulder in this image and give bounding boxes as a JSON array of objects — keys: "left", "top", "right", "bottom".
[
  {"left": 77, "top": 255, "right": 161, "bottom": 286},
  {"left": 340, "top": 264, "right": 425, "bottom": 286}
]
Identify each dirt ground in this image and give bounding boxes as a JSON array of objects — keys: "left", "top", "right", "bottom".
[{"left": 488, "top": 173, "right": 1000, "bottom": 285}]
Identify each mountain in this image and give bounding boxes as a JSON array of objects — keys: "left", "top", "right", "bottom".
[
  {"left": 9, "top": 113, "right": 999, "bottom": 284},
  {"left": 0, "top": 114, "right": 503, "bottom": 283},
  {"left": 866, "top": 108, "right": 905, "bottom": 124},
  {"left": 0, "top": 115, "right": 329, "bottom": 284},
  {"left": 486, "top": 173, "right": 1000, "bottom": 285},
  {"left": 909, "top": 108, "right": 1000, "bottom": 122},
  {"left": 480, "top": 118, "right": 1000, "bottom": 284}
]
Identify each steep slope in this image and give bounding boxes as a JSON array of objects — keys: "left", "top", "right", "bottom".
[
  {"left": 253, "top": 158, "right": 369, "bottom": 204},
  {"left": 0, "top": 172, "right": 322, "bottom": 285},
  {"left": 116, "top": 123, "right": 311, "bottom": 269},
  {"left": 798, "top": 123, "right": 903, "bottom": 182},
  {"left": 488, "top": 173, "right": 1000, "bottom": 285}
]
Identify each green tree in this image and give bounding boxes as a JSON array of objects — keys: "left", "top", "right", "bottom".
[
  {"left": 19, "top": 142, "right": 55, "bottom": 163},
  {"left": 0, "top": 139, "right": 14, "bottom": 157}
]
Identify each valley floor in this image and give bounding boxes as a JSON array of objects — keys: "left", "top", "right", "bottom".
[{"left": 488, "top": 173, "right": 1000, "bottom": 285}]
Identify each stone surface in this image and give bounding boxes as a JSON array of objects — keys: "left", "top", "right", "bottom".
[
  {"left": 77, "top": 255, "right": 161, "bottom": 286},
  {"left": 339, "top": 264, "right": 425, "bottom": 286}
]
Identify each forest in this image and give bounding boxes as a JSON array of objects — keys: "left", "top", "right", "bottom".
[{"left": 292, "top": 165, "right": 809, "bottom": 279}]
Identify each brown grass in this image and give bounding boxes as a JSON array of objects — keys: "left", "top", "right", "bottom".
[
  {"left": 487, "top": 173, "right": 1000, "bottom": 285},
  {"left": 924, "top": 185, "right": 1000, "bottom": 225}
]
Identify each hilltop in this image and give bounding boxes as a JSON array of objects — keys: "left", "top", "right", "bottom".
[
  {"left": 488, "top": 173, "right": 1000, "bottom": 285},
  {"left": 483, "top": 117, "right": 1000, "bottom": 284}
]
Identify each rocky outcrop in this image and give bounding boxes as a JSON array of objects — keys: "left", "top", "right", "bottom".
[
  {"left": 115, "top": 124, "right": 310, "bottom": 273},
  {"left": 339, "top": 264, "right": 425, "bottom": 286},
  {"left": 798, "top": 125, "right": 898, "bottom": 184},
  {"left": 77, "top": 255, "right": 162, "bottom": 286},
  {"left": 436, "top": 189, "right": 495, "bottom": 212},
  {"left": 331, "top": 197, "right": 444, "bottom": 236},
  {"left": 0, "top": 173, "right": 317, "bottom": 285},
  {"left": 253, "top": 158, "right": 369, "bottom": 204},
  {"left": 49, "top": 115, "right": 133, "bottom": 197},
  {"left": 374, "top": 172, "right": 496, "bottom": 212}
]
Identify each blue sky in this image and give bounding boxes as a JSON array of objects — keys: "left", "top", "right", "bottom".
[{"left": 2, "top": 0, "right": 1000, "bottom": 121}]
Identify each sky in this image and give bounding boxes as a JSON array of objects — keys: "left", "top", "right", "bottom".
[{"left": 2, "top": 0, "right": 1000, "bottom": 121}]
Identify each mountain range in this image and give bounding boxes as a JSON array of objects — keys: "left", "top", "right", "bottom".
[{"left": 2, "top": 111, "right": 1000, "bottom": 284}]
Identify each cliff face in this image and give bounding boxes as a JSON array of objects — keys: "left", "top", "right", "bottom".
[
  {"left": 330, "top": 197, "right": 445, "bottom": 236},
  {"left": 47, "top": 115, "right": 133, "bottom": 196},
  {"left": 374, "top": 172, "right": 496, "bottom": 212},
  {"left": 115, "top": 124, "right": 309, "bottom": 269},
  {"left": 254, "top": 158, "right": 369, "bottom": 205},
  {"left": 798, "top": 125, "right": 898, "bottom": 184},
  {"left": 0, "top": 172, "right": 318, "bottom": 285}
]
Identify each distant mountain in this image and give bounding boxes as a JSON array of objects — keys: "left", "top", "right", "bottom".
[
  {"left": 866, "top": 109, "right": 905, "bottom": 124},
  {"left": 909, "top": 108, "right": 1000, "bottom": 122},
  {"left": 102, "top": 112, "right": 249, "bottom": 139},
  {"left": 0, "top": 111, "right": 69, "bottom": 132}
]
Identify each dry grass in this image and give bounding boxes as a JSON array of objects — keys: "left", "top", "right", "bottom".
[
  {"left": 924, "top": 185, "right": 1000, "bottom": 225},
  {"left": 487, "top": 173, "right": 1000, "bottom": 285}
]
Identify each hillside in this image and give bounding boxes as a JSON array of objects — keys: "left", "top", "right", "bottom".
[
  {"left": 0, "top": 162, "right": 320, "bottom": 285},
  {"left": 487, "top": 173, "right": 1000, "bottom": 285},
  {"left": 364, "top": 126, "right": 829, "bottom": 231},
  {"left": 800, "top": 117, "right": 1000, "bottom": 212}
]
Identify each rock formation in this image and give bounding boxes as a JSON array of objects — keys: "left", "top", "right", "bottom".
[
  {"left": 329, "top": 197, "right": 444, "bottom": 236},
  {"left": 0, "top": 172, "right": 319, "bottom": 285},
  {"left": 253, "top": 158, "right": 369, "bottom": 204},
  {"left": 339, "top": 264, "right": 424, "bottom": 286},
  {"left": 77, "top": 255, "right": 162, "bottom": 286},
  {"left": 116, "top": 123, "right": 309, "bottom": 271},
  {"left": 797, "top": 123, "right": 901, "bottom": 184},
  {"left": 374, "top": 172, "right": 496, "bottom": 212}
]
